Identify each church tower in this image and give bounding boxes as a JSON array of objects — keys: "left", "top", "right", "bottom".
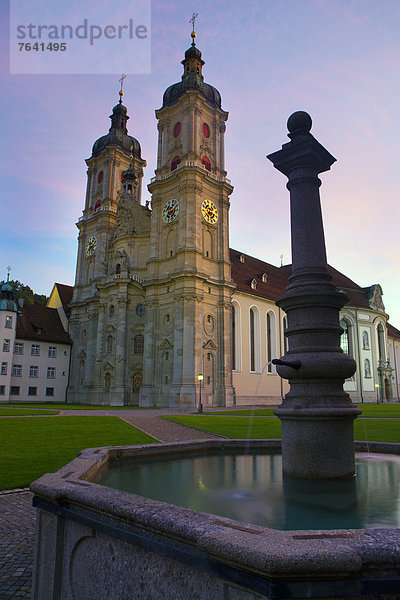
[
  {"left": 140, "top": 24, "right": 236, "bottom": 407},
  {"left": 68, "top": 86, "right": 150, "bottom": 405}
]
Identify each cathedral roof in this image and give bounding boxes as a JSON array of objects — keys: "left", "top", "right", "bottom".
[
  {"left": 230, "top": 249, "right": 374, "bottom": 311},
  {"left": 16, "top": 303, "right": 72, "bottom": 345}
]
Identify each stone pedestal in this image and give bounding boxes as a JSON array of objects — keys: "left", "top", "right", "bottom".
[{"left": 267, "top": 111, "right": 361, "bottom": 480}]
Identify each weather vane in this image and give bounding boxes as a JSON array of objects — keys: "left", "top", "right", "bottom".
[
  {"left": 119, "top": 74, "right": 127, "bottom": 103},
  {"left": 189, "top": 12, "right": 198, "bottom": 45}
]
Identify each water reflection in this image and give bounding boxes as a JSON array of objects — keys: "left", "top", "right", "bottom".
[{"left": 98, "top": 452, "right": 400, "bottom": 531}]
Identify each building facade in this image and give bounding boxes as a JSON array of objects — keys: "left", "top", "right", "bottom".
[
  {"left": 0, "top": 282, "right": 72, "bottom": 403},
  {"left": 66, "top": 38, "right": 400, "bottom": 408}
]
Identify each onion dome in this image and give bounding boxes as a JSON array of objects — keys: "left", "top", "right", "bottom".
[
  {"left": 162, "top": 37, "right": 221, "bottom": 109},
  {"left": 92, "top": 94, "right": 141, "bottom": 157},
  {"left": 0, "top": 282, "right": 17, "bottom": 312}
]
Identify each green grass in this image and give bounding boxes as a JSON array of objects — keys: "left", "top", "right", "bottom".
[
  {"left": 164, "top": 415, "right": 282, "bottom": 438},
  {"left": 164, "top": 415, "right": 400, "bottom": 443},
  {"left": 356, "top": 404, "right": 400, "bottom": 418},
  {"left": 199, "top": 409, "right": 275, "bottom": 416},
  {"left": 0, "top": 409, "right": 59, "bottom": 416},
  {"left": 0, "top": 416, "right": 157, "bottom": 490},
  {"left": 0, "top": 403, "right": 146, "bottom": 410}
]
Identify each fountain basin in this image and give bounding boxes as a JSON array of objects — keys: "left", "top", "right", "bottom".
[{"left": 31, "top": 440, "right": 400, "bottom": 600}]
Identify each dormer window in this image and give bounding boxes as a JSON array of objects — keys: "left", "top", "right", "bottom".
[
  {"left": 250, "top": 279, "right": 257, "bottom": 290},
  {"left": 239, "top": 254, "right": 245, "bottom": 263},
  {"left": 261, "top": 273, "right": 268, "bottom": 283}
]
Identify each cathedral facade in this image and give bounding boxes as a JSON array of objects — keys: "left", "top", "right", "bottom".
[{"left": 67, "top": 38, "right": 400, "bottom": 408}]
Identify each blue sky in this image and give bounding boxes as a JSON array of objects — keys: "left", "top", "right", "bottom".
[{"left": 1, "top": 0, "right": 400, "bottom": 325}]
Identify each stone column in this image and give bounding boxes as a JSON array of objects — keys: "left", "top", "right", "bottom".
[{"left": 267, "top": 111, "right": 360, "bottom": 480}]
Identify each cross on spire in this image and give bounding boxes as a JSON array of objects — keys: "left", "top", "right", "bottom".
[
  {"left": 119, "top": 74, "right": 127, "bottom": 103},
  {"left": 189, "top": 12, "right": 198, "bottom": 45},
  {"left": 6, "top": 266, "right": 11, "bottom": 282}
]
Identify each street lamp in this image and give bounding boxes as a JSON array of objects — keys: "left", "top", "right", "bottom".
[
  {"left": 197, "top": 374, "right": 204, "bottom": 413},
  {"left": 375, "top": 383, "right": 379, "bottom": 404}
]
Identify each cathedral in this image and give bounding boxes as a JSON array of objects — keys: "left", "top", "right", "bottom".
[{"left": 66, "top": 32, "right": 400, "bottom": 408}]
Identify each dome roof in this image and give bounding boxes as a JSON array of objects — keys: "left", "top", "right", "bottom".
[
  {"left": 163, "top": 74, "right": 221, "bottom": 109},
  {"left": 92, "top": 130, "right": 141, "bottom": 157},
  {"left": 92, "top": 100, "right": 142, "bottom": 158},
  {"left": 162, "top": 42, "right": 221, "bottom": 109},
  {"left": 0, "top": 298, "right": 17, "bottom": 312}
]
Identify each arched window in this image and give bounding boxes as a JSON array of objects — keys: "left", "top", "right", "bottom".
[
  {"left": 171, "top": 156, "right": 181, "bottom": 171},
  {"left": 202, "top": 156, "right": 211, "bottom": 171},
  {"left": 266, "top": 311, "right": 277, "bottom": 373},
  {"left": 134, "top": 335, "right": 144, "bottom": 355},
  {"left": 231, "top": 301, "right": 241, "bottom": 372},
  {"left": 116, "top": 263, "right": 121, "bottom": 275},
  {"left": 362, "top": 331, "right": 370, "bottom": 350},
  {"left": 364, "top": 358, "right": 371, "bottom": 378},
  {"left": 98, "top": 171, "right": 104, "bottom": 183},
  {"left": 250, "top": 307, "right": 260, "bottom": 372},
  {"left": 377, "top": 323, "right": 386, "bottom": 363},
  {"left": 340, "top": 318, "right": 353, "bottom": 356},
  {"left": 106, "top": 336, "right": 113, "bottom": 355},
  {"left": 250, "top": 279, "right": 257, "bottom": 290}
]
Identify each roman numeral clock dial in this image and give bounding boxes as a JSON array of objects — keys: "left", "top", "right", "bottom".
[
  {"left": 162, "top": 199, "right": 179, "bottom": 223},
  {"left": 201, "top": 199, "right": 218, "bottom": 224}
]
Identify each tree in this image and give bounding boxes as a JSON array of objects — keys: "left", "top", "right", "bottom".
[{"left": 0, "top": 280, "right": 48, "bottom": 306}]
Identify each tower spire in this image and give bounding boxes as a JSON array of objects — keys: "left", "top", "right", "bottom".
[
  {"left": 189, "top": 12, "right": 198, "bottom": 46},
  {"left": 119, "top": 74, "right": 127, "bottom": 104}
]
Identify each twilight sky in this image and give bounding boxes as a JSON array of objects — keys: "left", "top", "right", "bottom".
[{"left": 1, "top": 0, "right": 400, "bottom": 325}]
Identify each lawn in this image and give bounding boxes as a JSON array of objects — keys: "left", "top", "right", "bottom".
[
  {"left": 0, "top": 403, "right": 147, "bottom": 410},
  {"left": 0, "top": 416, "right": 157, "bottom": 490},
  {"left": 164, "top": 415, "right": 400, "bottom": 443},
  {"left": 0, "top": 409, "right": 59, "bottom": 416},
  {"left": 200, "top": 409, "right": 275, "bottom": 416},
  {"left": 197, "top": 404, "right": 400, "bottom": 418}
]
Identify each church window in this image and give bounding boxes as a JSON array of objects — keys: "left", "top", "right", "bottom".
[
  {"left": 116, "top": 264, "right": 121, "bottom": 274},
  {"left": 202, "top": 156, "right": 211, "bottom": 171},
  {"left": 250, "top": 307, "right": 260, "bottom": 372},
  {"left": 340, "top": 319, "right": 353, "bottom": 356},
  {"left": 171, "top": 156, "right": 181, "bottom": 171},
  {"left": 98, "top": 171, "right": 103, "bottom": 183},
  {"left": 106, "top": 336, "right": 113, "bottom": 354},
  {"left": 173, "top": 122, "right": 181, "bottom": 137},
  {"left": 134, "top": 335, "right": 144, "bottom": 355},
  {"left": 364, "top": 358, "right": 371, "bottom": 378},
  {"left": 362, "top": 331, "right": 370, "bottom": 350},
  {"left": 266, "top": 311, "right": 277, "bottom": 373},
  {"left": 202, "top": 123, "right": 210, "bottom": 138}
]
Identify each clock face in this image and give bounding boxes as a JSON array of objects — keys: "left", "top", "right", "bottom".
[
  {"left": 162, "top": 199, "right": 179, "bottom": 224},
  {"left": 86, "top": 235, "right": 97, "bottom": 256},
  {"left": 201, "top": 199, "right": 218, "bottom": 224}
]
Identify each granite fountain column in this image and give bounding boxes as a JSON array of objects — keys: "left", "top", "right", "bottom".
[{"left": 267, "top": 111, "right": 361, "bottom": 480}]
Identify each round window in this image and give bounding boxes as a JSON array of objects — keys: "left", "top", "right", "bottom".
[{"left": 136, "top": 304, "right": 145, "bottom": 317}]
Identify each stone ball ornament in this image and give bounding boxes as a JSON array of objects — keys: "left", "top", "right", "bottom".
[{"left": 287, "top": 111, "right": 312, "bottom": 135}]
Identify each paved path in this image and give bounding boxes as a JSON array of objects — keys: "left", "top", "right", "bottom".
[{"left": 0, "top": 408, "right": 226, "bottom": 599}]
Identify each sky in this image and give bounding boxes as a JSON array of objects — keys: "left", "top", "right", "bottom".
[{"left": 1, "top": 0, "right": 400, "bottom": 325}]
